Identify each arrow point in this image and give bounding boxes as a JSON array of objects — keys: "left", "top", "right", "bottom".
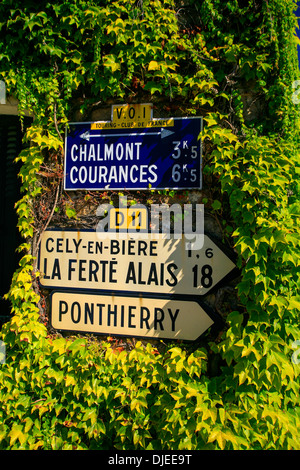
[
  {"left": 161, "top": 128, "right": 175, "bottom": 139},
  {"left": 80, "top": 131, "right": 90, "bottom": 141}
]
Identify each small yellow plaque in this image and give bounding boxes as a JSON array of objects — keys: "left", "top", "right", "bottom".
[
  {"left": 90, "top": 103, "right": 174, "bottom": 129},
  {"left": 109, "top": 207, "right": 148, "bottom": 231},
  {"left": 112, "top": 103, "right": 153, "bottom": 125}
]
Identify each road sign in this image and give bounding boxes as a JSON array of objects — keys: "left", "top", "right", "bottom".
[
  {"left": 38, "top": 229, "right": 236, "bottom": 296},
  {"left": 50, "top": 291, "right": 215, "bottom": 341},
  {"left": 64, "top": 116, "right": 202, "bottom": 190}
]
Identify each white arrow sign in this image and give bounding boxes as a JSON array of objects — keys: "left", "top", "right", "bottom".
[
  {"left": 80, "top": 127, "right": 175, "bottom": 141},
  {"left": 51, "top": 291, "right": 215, "bottom": 341}
]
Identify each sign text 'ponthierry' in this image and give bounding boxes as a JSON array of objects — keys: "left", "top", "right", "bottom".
[{"left": 51, "top": 292, "right": 214, "bottom": 341}]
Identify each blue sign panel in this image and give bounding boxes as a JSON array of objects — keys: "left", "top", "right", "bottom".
[{"left": 64, "top": 117, "right": 202, "bottom": 190}]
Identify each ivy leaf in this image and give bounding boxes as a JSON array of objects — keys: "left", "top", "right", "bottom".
[
  {"left": 208, "top": 428, "right": 229, "bottom": 449},
  {"left": 9, "top": 424, "right": 26, "bottom": 446},
  {"left": 65, "top": 204, "right": 77, "bottom": 219},
  {"left": 288, "top": 298, "right": 300, "bottom": 311},
  {"left": 144, "top": 81, "right": 163, "bottom": 94},
  {"left": 82, "top": 408, "right": 98, "bottom": 426},
  {"left": 148, "top": 60, "right": 160, "bottom": 71},
  {"left": 211, "top": 200, "right": 222, "bottom": 210},
  {"left": 204, "top": 115, "right": 219, "bottom": 127},
  {"left": 103, "top": 54, "right": 121, "bottom": 72}
]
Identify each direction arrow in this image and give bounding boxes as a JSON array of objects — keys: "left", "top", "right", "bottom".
[
  {"left": 50, "top": 291, "right": 215, "bottom": 341},
  {"left": 79, "top": 127, "right": 175, "bottom": 141},
  {"left": 38, "top": 230, "right": 236, "bottom": 296}
]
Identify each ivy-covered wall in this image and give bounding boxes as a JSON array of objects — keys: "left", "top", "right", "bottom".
[{"left": 0, "top": 0, "right": 299, "bottom": 450}]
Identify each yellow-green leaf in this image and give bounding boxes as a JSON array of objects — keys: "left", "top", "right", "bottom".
[
  {"left": 148, "top": 60, "right": 160, "bottom": 71},
  {"left": 9, "top": 424, "right": 26, "bottom": 446}
]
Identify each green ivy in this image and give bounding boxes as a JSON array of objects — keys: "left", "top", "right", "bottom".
[{"left": 0, "top": 0, "right": 299, "bottom": 450}]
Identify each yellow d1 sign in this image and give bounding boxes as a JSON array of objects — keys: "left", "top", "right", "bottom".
[
  {"left": 50, "top": 291, "right": 215, "bottom": 341},
  {"left": 108, "top": 207, "right": 148, "bottom": 231}
]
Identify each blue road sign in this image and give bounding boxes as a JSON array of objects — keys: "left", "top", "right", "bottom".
[{"left": 64, "top": 117, "right": 202, "bottom": 190}]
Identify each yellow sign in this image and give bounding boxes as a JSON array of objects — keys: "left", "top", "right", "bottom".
[
  {"left": 112, "top": 103, "right": 153, "bottom": 124},
  {"left": 89, "top": 103, "right": 174, "bottom": 129},
  {"left": 38, "top": 230, "right": 236, "bottom": 296},
  {"left": 51, "top": 291, "right": 214, "bottom": 340},
  {"left": 90, "top": 118, "right": 174, "bottom": 130},
  {"left": 109, "top": 207, "right": 148, "bottom": 231}
]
